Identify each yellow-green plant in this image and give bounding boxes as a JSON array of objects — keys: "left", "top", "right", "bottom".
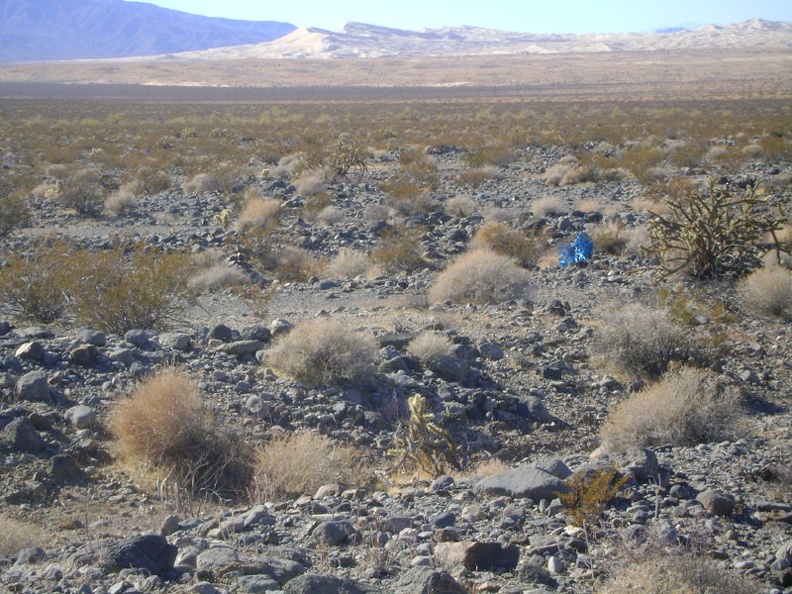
[
  {"left": 558, "top": 466, "right": 629, "bottom": 528},
  {"left": 389, "top": 394, "right": 460, "bottom": 478}
]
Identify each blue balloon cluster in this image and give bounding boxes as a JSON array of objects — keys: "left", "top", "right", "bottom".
[{"left": 558, "top": 232, "right": 594, "bottom": 267}]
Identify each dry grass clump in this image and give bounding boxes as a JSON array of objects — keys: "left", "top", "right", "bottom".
[
  {"left": 111, "top": 368, "right": 255, "bottom": 498},
  {"left": 738, "top": 265, "right": 792, "bottom": 321},
  {"left": 445, "top": 195, "right": 478, "bottom": 218},
  {"left": 313, "top": 205, "right": 345, "bottom": 227},
  {"left": 429, "top": 249, "right": 531, "bottom": 305},
  {"left": 295, "top": 168, "right": 328, "bottom": 196},
  {"left": 470, "top": 221, "right": 540, "bottom": 267},
  {"left": 532, "top": 195, "right": 568, "bottom": 217},
  {"left": 253, "top": 430, "right": 369, "bottom": 502},
  {"left": 134, "top": 166, "right": 172, "bottom": 195},
  {"left": 188, "top": 262, "right": 248, "bottom": 293},
  {"left": 71, "top": 246, "right": 193, "bottom": 334},
  {"left": 182, "top": 172, "right": 228, "bottom": 195},
  {"left": 596, "top": 303, "right": 691, "bottom": 379},
  {"left": 370, "top": 227, "right": 428, "bottom": 274},
  {"left": 0, "top": 516, "right": 45, "bottom": 556},
  {"left": 599, "top": 367, "right": 743, "bottom": 452},
  {"left": 407, "top": 331, "right": 453, "bottom": 365},
  {"left": 541, "top": 157, "right": 591, "bottom": 187},
  {"left": 234, "top": 196, "right": 282, "bottom": 232},
  {"left": 590, "top": 221, "right": 628, "bottom": 256},
  {"left": 599, "top": 551, "right": 758, "bottom": 594},
  {"left": 104, "top": 184, "right": 137, "bottom": 217},
  {"left": 324, "top": 248, "right": 372, "bottom": 279},
  {"left": 265, "top": 318, "right": 378, "bottom": 387}
]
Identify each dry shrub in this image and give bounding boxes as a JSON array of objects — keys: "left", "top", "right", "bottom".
[
  {"left": 59, "top": 168, "right": 104, "bottom": 216},
  {"left": 324, "top": 248, "right": 371, "bottom": 279},
  {"left": 135, "top": 166, "right": 171, "bottom": 194},
  {"left": 295, "top": 168, "right": 328, "bottom": 196},
  {"left": 111, "top": 369, "right": 254, "bottom": 498},
  {"left": 428, "top": 249, "right": 531, "bottom": 305},
  {"left": 234, "top": 196, "right": 282, "bottom": 232},
  {"left": 0, "top": 192, "right": 30, "bottom": 236},
  {"left": 541, "top": 157, "right": 591, "bottom": 187},
  {"left": 271, "top": 153, "right": 300, "bottom": 179},
  {"left": 446, "top": 195, "right": 478, "bottom": 218},
  {"left": 470, "top": 221, "right": 540, "bottom": 267},
  {"left": 253, "top": 430, "right": 368, "bottom": 502},
  {"left": 104, "top": 184, "right": 137, "bottom": 217},
  {"left": 596, "top": 303, "right": 691, "bottom": 379},
  {"left": 599, "top": 367, "right": 743, "bottom": 452},
  {"left": 407, "top": 331, "right": 453, "bottom": 365},
  {"left": 532, "top": 195, "right": 568, "bottom": 217},
  {"left": 370, "top": 227, "right": 427, "bottom": 274},
  {"left": 738, "top": 265, "right": 792, "bottom": 321},
  {"left": 72, "top": 246, "right": 193, "bottom": 334},
  {"left": 272, "top": 245, "right": 321, "bottom": 282},
  {"left": 265, "top": 318, "right": 378, "bottom": 387},
  {"left": 0, "top": 238, "right": 75, "bottom": 323},
  {"left": 590, "top": 221, "right": 628, "bottom": 256},
  {"left": 182, "top": 172, "right": 228, "bottom": 195},
  {"left": 0, "top": 516, "right": 45, "bottom": 556},
  {"left": 599, "top": 550, "right": 758, "bottom": 594},
  {"left": 188, "top": 263, "right": 248, "bottom": 293},
  {"left": 314, "top": 205, "right": 345, "bottom": 227}
]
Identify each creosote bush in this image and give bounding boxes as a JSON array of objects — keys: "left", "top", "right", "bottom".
[
  {"left": 265, "top": 318, "right": 378, "bottom": 387},
  {"left": 738, "top": 265, "right": 792, "bottom": 321},
  {"left": 599, "top": 367, "right": 743, "bottom": 452},
  {"left": 59, "top": 168, "right": 105, "bottom": 216},
  {"left": 253, "top": 430, "right": 368, "bottom": 502},
  {"left": 0, "top": 238, "right": 75, "bottom": 323},
  {"left": 71, "top": 246, "right": 193, "bottom": 334},
  {"left": 429, "top": 249, "right": 531, "bottom": 305},
  {"left": 596, "top": 303, "right": 691, "bottom": 379},
  {"left": 111, "top": 369, "right": 255, "bottom": 499},
  {"left": 0, "top": 192, "right": 31, "bottom": 236}
]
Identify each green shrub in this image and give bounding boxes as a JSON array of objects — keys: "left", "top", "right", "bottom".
[
  {"left": 0, "top": 238, "right": 75, "bottom": 322},
  {"left": 71, "top": 246, "right": 193, "bottom": 334},
  {"left": 558, "top": 466, "right": 629, "bottom": 528}
]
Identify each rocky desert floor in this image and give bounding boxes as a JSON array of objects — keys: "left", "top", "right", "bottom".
[{"left": 1, "top": 80, "right": 791, "bottom": 594}]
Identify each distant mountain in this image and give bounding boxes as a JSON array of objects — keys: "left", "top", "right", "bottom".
[
  {"left": 0, "top": 0, "right": 296, "bottom": 62},
  {"left": 163, "top": 18, "right": 792, "bottom": 60}
]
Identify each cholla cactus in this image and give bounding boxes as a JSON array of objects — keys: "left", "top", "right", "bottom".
[
  {"left": 214, "top": 208, "right": 233, "bottom": 231},
  {"left": 388, "top": 393, "right": 459, "bottom": 478}
]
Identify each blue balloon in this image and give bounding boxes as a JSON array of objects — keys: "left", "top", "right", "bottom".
[{"left": 558, "top": 232, "right": 594, "bottom": 267}]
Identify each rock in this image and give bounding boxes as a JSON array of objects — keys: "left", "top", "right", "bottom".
[
  {"left": 434, "top": 541, "right": 520, "bottom": 571},
  {"left": 160, "top": 515, "right": 181, "bottom": 536},
  {"left": 313, "top": 520, "right": 355, "bottom": 545},
  {"left": 192, "top": 582, "right": 220, "bottom": 594},
  {"left": 15, "top": 341, "right": 45, "bottom": 361},
  {"left": 429, "top": 355, "right": 469, "bottom": 384},
  {"left": 592, "top": 447, "right": 659, "bottom": 482},
  {"left": 215, "top": 339, "right": 265, "bottom": 356},
  {"left": 237, "top": 575, "right": 280, "bottom": 593},
  {"left": 520, "top": 396, "right": 554, "bottom": 423},
  {"left": 244, "top": 395, "right": 272, "bottom": 417},
  {"left": 477, "top": 460, "right": 570, "bottom": 501},
  {"left": 48, "top": 454, "right": 84, "bottom": 485},
  {"left": 478, "top": 341, "right": 504, "bottom": 361},
  {"left": 394, "top": 565, "right": 468, "bottom": 594},
  {"left": 75, "top": 328, "right": 106, "bottom": 346},
  {"left": 104, "top": 534, "right": 178, "bottom": 576},
  {"left": 124, "top": 329, "right": 151, "bottom": 347},
  {"left": 196, "top": 545, "right": 239, "bottom": 572},
  {"left": 1, "top": 417, "right": 45, "bottom": 453},
  {"left": 64, "top": 405, "right": 98, "bottom": 429},
  {"left": 159, "top": 332, "right": 192, "bottom": 351},
  {"left": 70, "top": 344, "right": 100, "bottom": 366},
  {"left": 241, "top": 325, "right": 272, "bottom": 343},
  {"left": 314, "top": 483, "right": 343, "bottom": 498},
  {"left": 0, "top": 320, "right": 12, "bottom": 336},
  {"left": 284, "top": 573, "right": 375, "bottom": 594},
  {"left": 430, "top": 475, "right": 455, "bottom": 491},
  {"left": 15, "top": 370, "right": 52, "bottom": 402},
  {"left": 209, "top": 323, "right": 234, "bottom": 342},
  {"left": 697, "top": 489, "right": 736, "bottom": 517},
  {"left": 518, "top": 563, "right": 557, "bottom": 586}
]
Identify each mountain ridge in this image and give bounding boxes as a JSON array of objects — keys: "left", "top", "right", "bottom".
[
  {"left": 136, "top": 18, "right": 792, "bottom": 61},
  {"left": 0, "top": 0, "right": 296, "bottom": 62}
]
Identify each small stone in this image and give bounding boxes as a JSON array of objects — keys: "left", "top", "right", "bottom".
[
  {"left": 70, "top": 344, "right": 100, "bottom": 367},
  {"left": 160, "top": 515, "right": 181, "bottom": 536},
  {"left": 159, "top": 332, "right": 192, "bottom": 351},
  {"left": 15, "top": 370, "right": 52, "bottom": 402},
  {"left": 15, "top": 341, "right": 46, "bottom": 361},
  {"left": 64, "top": 405, "right": 98, "bottom": 429},
  {"left": 313, "top": 521, "right": 355, "bottom": 546},
  {"left": 124, "top": 329, "right": 151, "bottom": 347},
  {"left": 208, "top": 323, "right": 234, "bottom": 342},
  {"left": 435, "top": 541, "right": 520, "bottom": 571},
  {"left": 1, "top": 417, "right": 45, "bottom": 453},
  {"left": 697, "top": 489, "right": 736, "bottom": 517}
]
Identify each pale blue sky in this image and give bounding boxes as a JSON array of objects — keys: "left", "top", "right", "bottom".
[{"left": 129, "top": 0, "right": 792, "bottom": 33}]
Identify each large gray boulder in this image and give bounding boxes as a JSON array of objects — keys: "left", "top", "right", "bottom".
[
  {"left": 476, "top": 458, "right": 571, "bottom": 501},
  {"left": 15, "top": 370, "right": 52, "bottom": 403},
  {"left": 104, "top": 534, "right": 178, "bottom": 576}
]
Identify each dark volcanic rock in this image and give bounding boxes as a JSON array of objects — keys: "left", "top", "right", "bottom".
[{"left": 104, "top": 534, "right": 178, "bottom": 576}]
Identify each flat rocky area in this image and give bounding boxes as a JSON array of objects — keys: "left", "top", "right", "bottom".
[{"left": 1, "top": 120, "right": 792, "bottom": 594}]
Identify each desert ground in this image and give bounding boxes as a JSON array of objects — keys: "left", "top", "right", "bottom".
[{"left": 0, "top": 49, "right": 791, "bottom": 594}]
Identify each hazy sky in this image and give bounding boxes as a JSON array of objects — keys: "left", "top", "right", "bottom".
[{"left": 130, "top": 0, "right": 792, "bottom": 33}]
